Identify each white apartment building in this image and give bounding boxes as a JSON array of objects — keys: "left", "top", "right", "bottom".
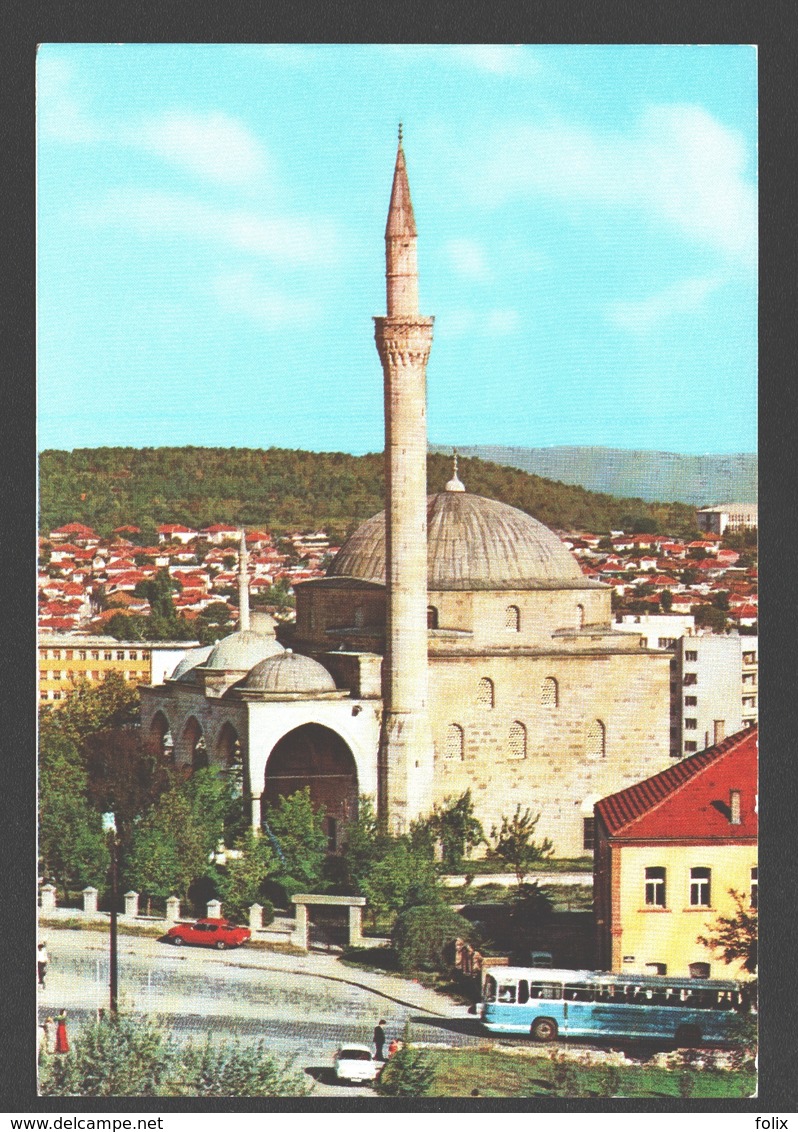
[
  {"left": 696, "top": 503, "right": 758, "bottom": 536},
  {"left": 670, "top": 633, "right": 758, "bottom": 757},
  {"left": 613, "top": 613, "right": 696, "bottom": 651}
]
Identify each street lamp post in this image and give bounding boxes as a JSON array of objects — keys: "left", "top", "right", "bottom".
[{"left": 101, "top": 813, "right": 118, "bottom": 1015}]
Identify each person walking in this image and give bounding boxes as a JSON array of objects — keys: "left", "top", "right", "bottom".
[
  {"left": 37, "top": 941, "right": 48, "bottom": 988},
  {"left": 55, "top": 1009, "right": 69, "bottom": 1054},
  {"left": 373, "top": 1019, "right": 386, "bottom": 1061}
]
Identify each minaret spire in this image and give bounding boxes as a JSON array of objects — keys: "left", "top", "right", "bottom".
[
  {"left": 238, "top": 529, "right": 250, "bottom": 632},
  {"left": 374, "top": 132, "right": 435, "bottom": 832}
]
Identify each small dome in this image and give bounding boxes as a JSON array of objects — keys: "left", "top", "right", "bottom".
[
  {"left": 171, "top": 645, "right": 213, "bottom": 681},
  {"left": 243, "top": 651, "right": 337, "bottom": 694},
  {"left": 328, "top": 491, "right": 588, "bottom": 591},
  {"left": 205, "top": 628, "right": 284, "bottom": 672}
]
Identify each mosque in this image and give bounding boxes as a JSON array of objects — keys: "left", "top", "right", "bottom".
[{"left": 139, "top": 133, "right": 672, "bottom": 857}]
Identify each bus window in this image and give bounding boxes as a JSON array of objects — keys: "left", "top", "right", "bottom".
[
  {"left": 498, "top": 984, "right": 517, "bottom": 1004},
  {"left": 483, "top": 975, "right": 497, "bottom": 1003},
  {"left": 518, "top": 979, "right": 530, "bottom": 1005},
  {"left": 530, "top": 982, "right": 561, "bottom": 1000},
  {"left": 564, "top": 983, "right": 594, "bottom": 1002}
]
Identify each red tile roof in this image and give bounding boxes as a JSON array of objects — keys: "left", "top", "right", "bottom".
[{"left": 596, "top": 727, "right": 757, "bottom": 842}]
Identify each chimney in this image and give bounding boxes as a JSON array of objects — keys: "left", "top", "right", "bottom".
[{"left": 730, "top": 789, "right": 742, "bottom": 825}]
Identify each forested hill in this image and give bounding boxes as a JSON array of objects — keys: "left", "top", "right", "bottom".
[{"left": 39, "top": 447, "right": 698, "bottom": 542}]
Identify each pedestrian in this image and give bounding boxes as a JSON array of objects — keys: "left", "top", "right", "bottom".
[
  {"left": 373, "top": 1019, "right": 386, "bottom": 1061},
  {"left": 387, "top": 1038, "right": 399, "bottom": 1058},
  {"left": 44, "top": 1017, "right": 56, "bottom": 1054},
  {"left": 37, "top": 941, "right": 48, "bottom": 988},
  {"left": 55, "top": 1009, "right": 69, "bottom": 1054}
]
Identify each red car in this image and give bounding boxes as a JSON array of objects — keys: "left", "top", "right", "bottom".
[{"left": 166, "top": 918, "right": 251, "bottom": 950}]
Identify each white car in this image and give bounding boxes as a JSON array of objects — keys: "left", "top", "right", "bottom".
[{"left": 333, "top": 1044, "right": 379, "bottom": 1084}]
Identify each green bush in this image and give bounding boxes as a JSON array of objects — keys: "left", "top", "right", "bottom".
[
  {"left": 375, "top": 1045, "right": 436, "bottom": 1097},
  {"left": 392, "top": 902, "right": 475, "bottom": 974}
]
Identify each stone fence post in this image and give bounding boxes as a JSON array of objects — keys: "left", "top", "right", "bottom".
[
  {"left": 82, "top": 886, "right": 98, "bottom": 915},
  {"left": 207, "top": 899, "right": 222, "bottom": 919},
  {"left": 40, "top": 884, "right": 57, "bottom": 913},
  {"left": 165, "top": 896, "right": 181, "bottom": 924},
  {"left": 124, "top": 891, "right": 139, "bottom": 918},
  {"left": 249, "top": 903, "right": 263, "bottom": 932}
]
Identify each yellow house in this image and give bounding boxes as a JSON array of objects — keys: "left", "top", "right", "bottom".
[
  {"left": 38, "top": 635, "right": 197, "bottom": 706},
  {"left": 593, "top": 726, "right": 757, "bottom": 978}
]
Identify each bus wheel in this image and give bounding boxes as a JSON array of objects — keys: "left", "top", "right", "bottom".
[
  {"left": 675, "top": 1025, "right": 701, "bottom": 1048},
  {"left": 531, "top": 1018, "right": 558, "bottom": 1041}
]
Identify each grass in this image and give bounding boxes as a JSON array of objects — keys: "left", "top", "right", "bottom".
[{"left": 422, "top": 1047, "right": 756, "bottom": 1098}]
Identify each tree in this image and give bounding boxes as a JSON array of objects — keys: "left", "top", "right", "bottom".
[
  {"left": 697, "top": 889, "right": 758, "bottom": 974},
  {"left": 340, "top": 796, "right": 385, "bottom": 893},
  {"left": 694, "top": 604, "right": 727, "bottom": 633},
  {"left": 392, "top": 902, "right": 475, "bottom": 974},
  {"left": 374, "top": 1025, "right": 435, "bottom": 1097},
  {"left": 359, "top": 839, "right": 440, "bottom": 923},
  {"left": 125, "top": 788, "right": 212, "bottom": 905},
  {"left": 39, "top": 732, "right": 109, "bottom": 898},
  {"left": 489, "top": 805, "right": 554, "bottom": 888},
  {"left": 423, "top": 790, "right": 484, "bottom": 870},
  {"left": 194, "top": 601, "right": 236, "bottom": 646},
  {"left": 83, "top": 729, "right": 173, "bottom": 848},
  {"left": 262, "top": 787, "right": 328, "bottom": 889},
  {"left": 217, "top": 830, "right": 277, "bottom": 921},
  {"left": 39, "top": 672, "right": 139, "bottom": 749},
  {"left": 39, "top": 1013, "right": 311, "bottom": 1097},
  {"left": 660, "top": 589, "right": 673, "bottom": 612}
]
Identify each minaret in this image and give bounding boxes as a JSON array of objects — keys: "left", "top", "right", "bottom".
[
  {"left": 374, "top": 126, "right": 435, "bottom": 831},
  {"left": 238, "top": 529, "right": 250, "bottom": 631}
]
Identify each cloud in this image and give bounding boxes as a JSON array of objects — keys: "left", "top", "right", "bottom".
[
  {"left": 212, "top": 270, "right": 316, "bottom": 327},
  {"left": 37, "top": 56, "right": 100, "bottom": 143},
  {"left": 606, "top": 274, "right": 724, "bottom": 333},
  {"left": 448, "top": 45, "right": 541, "bottom": 77},
  {"left": 130, "top": 110, "right": 269, "bottom": 189},
  {"left": 444, "top": 238, "right": 491, "bottom": 281},
  {"left": 87, "top": 189, "right": 340, "bottom": 266},
  {"left": 469, "top": 105, "right": 757, "bottom": 261}
]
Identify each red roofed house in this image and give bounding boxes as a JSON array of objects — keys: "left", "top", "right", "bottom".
[
  {"left": 157, "top": 524, "right": 198, "bottom": 545},
  {"left": 593, "top": 726, "right": 757, "bottom": 979},
  {"left": 49, "top": 522, "right": 98, "bottom": 545}
]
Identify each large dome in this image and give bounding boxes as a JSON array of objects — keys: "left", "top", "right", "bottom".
[
  {"left": 328, "top": 490, "right": 589, "bottom": 590},
  {"left": 204, "top": 628, "right": 284, "bottom": 671},
  {"left": 243, "top": 651, "right": 337, "bottom": 694}
]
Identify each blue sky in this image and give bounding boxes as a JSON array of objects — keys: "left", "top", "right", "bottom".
[{"left": 37, "top": 44, "right": 757, "bottom": 456}]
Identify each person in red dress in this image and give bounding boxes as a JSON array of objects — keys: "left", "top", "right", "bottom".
[{"left": 55, "top": 1009, "right": 69, "bottom": 1054}]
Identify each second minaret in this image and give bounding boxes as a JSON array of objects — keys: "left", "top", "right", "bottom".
[{"left": 374, "top": 129, "right": 435, "bottom": 831}]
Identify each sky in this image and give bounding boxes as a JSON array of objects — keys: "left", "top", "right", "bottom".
[{"left": 37, "top": 44, "right": 758, "bottom": 457}]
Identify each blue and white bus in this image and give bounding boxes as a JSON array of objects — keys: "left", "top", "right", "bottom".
[{"left": 480, "top": 966, "right": 752, "bottom": 1046}]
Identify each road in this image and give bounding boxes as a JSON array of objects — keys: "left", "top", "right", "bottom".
[{"left": 37, "top": 928, "right": 483, "bottom": 1095}]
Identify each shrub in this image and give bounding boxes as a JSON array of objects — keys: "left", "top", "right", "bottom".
[
  {"left": 375, "top": 1045, "right": 436, "bottom": 1097},
  {"left": 392, "top": 902, "right": 475, "bottom": 974}
]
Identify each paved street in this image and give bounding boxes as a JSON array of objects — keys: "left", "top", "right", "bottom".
[{"left": 37, "top": 928, "right": 482, "bottom": 1096}]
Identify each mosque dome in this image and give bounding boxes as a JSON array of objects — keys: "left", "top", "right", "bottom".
[
  {"left": 170, "top": 645, "right": 213, "bottom": 681},
  {"left": 243, "top": 650, "right": 337, "bottom": 694},
  {"left": 204, "top": 628, "right": 284, "bottom": 672},
  {"left": 328, "top": 487, "right": 588, "bottom": 591}
]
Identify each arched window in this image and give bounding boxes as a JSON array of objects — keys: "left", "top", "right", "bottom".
[
  {"left": 477, "top": 677, "right": 495, "bottom": 709},
  {"left": 444, "top": 724, "right": 464, "bottom": 761},
  {"left": 541, "top": 677, "right": 559, "bottom": 707},
  {"left": 505, "top": 605, "right": 520, "bottom": 632},
  {"left": 586, "top": 719, "right": 606, "bottom": 759},
  {"left": 427, "top": 605, "right": 439, "bottom": 629},
  {"left": 576, "top": 603, "right": 585, "bottom": 629},
  {"left": 507, "top": 721, "right": 527, "bottom": 760},
  {"left": 192, "top": 734, "right": 208, "bottom": 770}
]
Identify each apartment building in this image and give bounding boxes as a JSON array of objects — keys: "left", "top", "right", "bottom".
[
  {"left": 670, "top": 634, "right": 758, "bottom": 757},
  {"left": 38, "top": 635, "right": 196, "bottom": 705}
]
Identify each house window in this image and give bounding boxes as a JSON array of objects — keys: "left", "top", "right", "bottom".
[
  {"left": 53, "top": 671, "right": 61, "bottom": 680},
  {"left": 685, "top": 718, "right": 697, "bottom": 730},
  {"left": 582, "top": 818, "right": 595, "bottom": 852},
  {"left": 40, "top": 690, "right": 48, "bottom": 701},
  {"left": 78, "top": 650, "right": 86, "bottom": 660},
  {"left": 507, "top": 721, "right": 527, "bottom": 760},
  {"left": 104, "top": 652, "right": 112, "bottom": 661},
  {"left": 684, "top": 741, "right": 697, "bottom": 753},
  {"left": 53, "top": 691, "right": 62, "bottom": 701},
  {"left": 65, "top": 650, "right": 73, "bottom": 660},
  {"left": 91, "top": 650, "right": 99, "bottom": 660},
  {"left": 750, "top": 867, "right": 758, "bottom": 909},
  {"left": 645, "top": 962, "right": 667, "bottom": 976},
  {"left": 52, "top": 650, "right": 61, "bottom": 660},
  {"left": 690, "top": 867, "right": 711, "bottom": 907},
  {"left": 540, "top": 677, "right": 558, "bottom": 707},
  {"left": 689, "top": 962, "right": 711, "bottom": 979},
  {"left": 444, "top": 724, "right": 464, "bottom": 762},
  {"left": 92, "top": 671, "right": 100, "bottom": 680},
  {"left": 683, "top": 673, "right": 698, "bottom": 686},
  {"left": 658, "top": 638, "right": 676, "bottom": 649},
  {"left": 742, "top": 673, "right": 757, "bottom": 686},
  {"left": 505, "top": 605, "right": 520, "bottom": 632},
  {"left": 117, "top": 651, "right": 125, "bottom": 660},
  {"left": 427, "top": 606, "right": 439, "bottom": 629},
  {"left": 586, "top": 720, "right": 606, "bottom": 759},
  {"left": 645, "top": 867, "right": 666, "bottom": 908},
  {"left": 685, "top": 650, "right": 698, "bottom": 662},
  {"left": 142, "top": 650, "right": 150, "bottom": 661},
  {"left": 477, "top": 677, "right": 495, "bottom": 709},
  {"left": 576, "top": 603, "right": 585, "bottom": 629},
  {"left": 684, "top": 696, "right": 697, "bottom": 706},
  {"left": 743, "top": 651, "right": 756, "bottom": 665},
  {"left": 129, "top": 650, "right": 138, "bottom": 661}
]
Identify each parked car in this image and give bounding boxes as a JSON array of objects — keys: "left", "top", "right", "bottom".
[
  {"left": 166, "top": 918, "right": 251, "bottom": 950},
  {"left": 333, "top": 1044, "right": 379, "bottom": 1084}
]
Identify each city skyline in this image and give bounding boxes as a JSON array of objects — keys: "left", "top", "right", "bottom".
[{"left": 38, "top": 43, "right": 757, "bottom": 457}]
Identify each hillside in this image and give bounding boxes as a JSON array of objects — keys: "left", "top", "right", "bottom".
[
  {"left": 38, "top": 447, "right": 699, "bottom": 542},
  {"left": 429, "top": 445, "right": 757, "bottom": 506}
]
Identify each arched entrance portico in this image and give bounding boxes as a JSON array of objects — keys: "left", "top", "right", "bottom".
[{"left": 264, "top": 723, "right": 358, "bottom": 850}]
